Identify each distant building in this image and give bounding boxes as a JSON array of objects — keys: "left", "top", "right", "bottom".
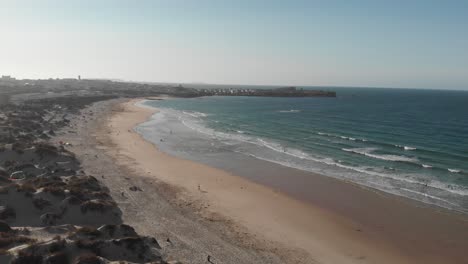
[
  {"left": 1, "top": 75, "right": 15, "bottom": 81},
  {"left": 0, "top": 75, "right": 17, "bottom": 86}
]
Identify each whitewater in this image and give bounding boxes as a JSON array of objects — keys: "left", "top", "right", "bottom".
[{"left": 137, "top": 87, "right": 468, "bottom": 213}]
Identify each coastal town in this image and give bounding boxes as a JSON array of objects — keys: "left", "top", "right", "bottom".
[
  {"left": 196, "top": 86, "right": 336, "bottom": 97},
  {"left": 1, "top": 75, "right": 336, "bottom": 99}
]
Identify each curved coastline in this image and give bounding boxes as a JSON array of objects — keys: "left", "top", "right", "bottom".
[
  {"left": 138, "top": 97, "right": 468, "bottom": 213},
  {"left": 107, "top": 98, "right": 468, "bottom": 264}
]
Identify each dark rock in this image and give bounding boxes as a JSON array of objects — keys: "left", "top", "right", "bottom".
[
  {"left": 129, "top": 186, "right": 142, "bottom": 192},
  {"left": 80, "top": 200, "right": 116, "bottom": 214},
  {"left": 44, "top": 252, "right": 68, "bottom": 264},
  {"left": 62, "top": 195, "right": 82, "bottom": 205},
  {"left": 40, "top": 213, "right": 61, "bottom": 226},
  {"left": 10, "top": 171, "right": 26, "bottom": 180},
  {"left": 73, "top": 253, "right": 102, "bottom": 264},
  {"left": 97, "top": 224, "right": 137, "bottom": 238},
  {"left": 0, "top": 166, "right": 8, "bottom": 177},
  {"left": 0, "top": 220, "right": 12, "bottom": 232},
  {"left": 0, "top": 206, "right": 16, "bottom": 220},
  {"left": 12, "top": 251, "right": 43, "bottom": 264},
  {"left": 33, "top": 197, "right": 52, "bottom": 210}
]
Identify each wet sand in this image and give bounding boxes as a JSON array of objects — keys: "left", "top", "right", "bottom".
[
  {"left": 190, "top": 152, "right": 468, "bottom": 263},
  {"left": 107, "top": 99, "right": 468, "bottom": 264}
]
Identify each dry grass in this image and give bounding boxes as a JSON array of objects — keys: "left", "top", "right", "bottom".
[
  {"left": 113, "top": 237, "right": 146, "bottom": 252},
  {"left": 0, "top": 169, "right": 9, "bottom": 178},
  {"left": 48, "top": 238, "right": 66, "bottom": 253},
  {"left": 29, "top": 176, "right": 65, "bottom": 189},
  {"left": 11, "top": 250, "right": 43, "bottom": 264},
  {"left": 0, "top": 206, "right": 16, "bottom": 220},
  {"left": 98, "top": 225, "right": 116, "bottom": 237},
  {"left": 63, "top": 195, "right": 83, "bottom": 205},
  {"left": 0, "top": 233, "right": 35, "bottom": 249},
  {"left": 80, "top": 200, "right": 116, "bottom": 214},
  {"left": 44, "top": 251, "right": 68, "bottom": 264},
  {"left": 72, "top": 253, "right": 103, "bottom": 264},
  {"left": 32, "top": 198, "right": 52, "bottom": 210},
  {"left": 0, "top": 185, "right": 10, "bottom": 194},
  {"left": 34, "top": 143, "right": 59, "bottom": 158},
  {"left": 0, "top": 221, "right": 11, "bottom": 232},
  {"left": 68, "top": 176, "right": 101, "bottom": 191},
  {"left": 43, "top": 186, "right": 66, "bottom": 197},
  {"left": 89, "top": 191, "right": 111, "bottom": 200},
  {"left": 73, "top": 227, "right": 102, "bottom": 239},
  {"left": 67, "top": 176, "right": 106, "bottom": 201},
  {"left": 15, "top": 183, "right": 36, "bottom": 195},
  {"left": 75, "top": 239, "right": 102, "bottom": 256}
]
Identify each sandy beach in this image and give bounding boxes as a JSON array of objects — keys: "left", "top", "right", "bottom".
[
  {"left": 85, "top": 98, "right": 467, "bottom": 264},
  {"left": 2, "top": 93, "right": 466, "bottom": 263}
]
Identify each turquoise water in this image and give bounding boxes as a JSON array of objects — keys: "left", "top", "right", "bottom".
[{"left": 141, "top": 87, "right": 468, "bottom": 212}]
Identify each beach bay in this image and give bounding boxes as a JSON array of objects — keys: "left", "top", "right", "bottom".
[{"left": 71, "top": 98, "right": 467, "bottom": 264}]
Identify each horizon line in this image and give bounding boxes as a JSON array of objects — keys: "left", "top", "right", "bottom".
[{"left": 4, "top": 75, "right": 468, "bottom": 91}]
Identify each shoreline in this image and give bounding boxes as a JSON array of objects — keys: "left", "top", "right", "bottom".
[
  {"left": 105, "top": 98, "right": 467, "bottom": 263},
  {"left": 65, "top": 98, "right": 289, "bottom": 263},
  {"left": 137, "top": 97, "right": 467, "bottom": 215},
  {"left": 135, "top": 101, "right": 466, "bottom": 216}
]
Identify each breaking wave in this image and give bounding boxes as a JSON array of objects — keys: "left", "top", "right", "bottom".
[
  {"left": 182, "top": 111, "right": 209, "bottom": 118},
  {"left": 277, "top": 109, "right": 301, "bottom": 113},
  {"left": 396, "top": 144, "right": 417, "bottom": 151},
  {"left": 138, "top": 102, "right": 468, "bottom": 213},
  {"left": 342, "top": 148, "right": 418, "bottom": 163}
]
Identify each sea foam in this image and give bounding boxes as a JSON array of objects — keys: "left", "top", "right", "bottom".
[
  {"left": 141, "top": 104, "right": 468, "bottom": 213},
  {"left": 342, "top": 148, "right": 418, "bottom": 163},
  {"left": 277, "top": 109, "right": 301, "bottom": 113},
  {"left": 395, "top": 144, "right": 417, "bottom": 150}
]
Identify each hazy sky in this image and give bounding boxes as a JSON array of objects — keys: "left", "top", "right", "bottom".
[{"left": 1, "top": 0, "right": 467, "bottom": 89}]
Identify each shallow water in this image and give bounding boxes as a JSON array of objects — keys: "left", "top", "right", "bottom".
[{"left": 137, "top": 87, "right": 468, "bottom": 213}]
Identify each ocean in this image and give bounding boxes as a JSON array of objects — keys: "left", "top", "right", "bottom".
[{"left": 137, "top": 87, "right": 468, "bottom": 213}]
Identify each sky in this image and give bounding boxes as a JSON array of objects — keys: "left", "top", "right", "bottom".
[{"left": 0, "top": 0, "right": 467, "bottom": 90}]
